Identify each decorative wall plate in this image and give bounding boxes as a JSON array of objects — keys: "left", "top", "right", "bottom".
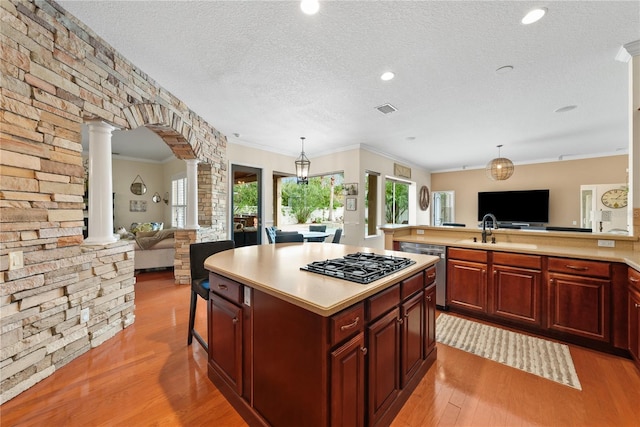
[{"left": 419, "top": 185, "right": 430, "bottom": 211}]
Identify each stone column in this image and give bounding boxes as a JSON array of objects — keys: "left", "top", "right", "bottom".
[
  {"left": 616, "top": 40, "right": 640, "bottom": 239},
  {"left": 185, "top": 159, "right": 199, "bottom": 229},
  {"left": 84, "top": 121, "right": 117, "bottom": 245}
]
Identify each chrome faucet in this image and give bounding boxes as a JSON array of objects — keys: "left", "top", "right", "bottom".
[{"left": 481, "top": 213, "right": 498, "bottom": 243}]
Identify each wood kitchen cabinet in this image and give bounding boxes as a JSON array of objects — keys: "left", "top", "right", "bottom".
[
  {"left": 207, "top": 262, "right": 437, "bottom": 427},
  {"left": 490, "top": 252, "right": 542, "bottom": 327},
  {"left": 425, "top": 283, "right": 437, "bottom": 356},
  {"left": 447, "top": 248, "right": 488, "bottom": 313},
  {"left": 209, "top": 292, "right": 243, "bottom": 394},
  {"left": 367, "top": 307, "right": 401, "bottom": 426},
  {"left": 331, "top": 332, "right": 366, "bottom": 427},
  {"left": 401, "top": 291, "right": 425, "bottom": 387},
  {"left": 548, "top": 257, "right": 611, "bottom": 342},
  {"left": 629, "top": 268, "right": 640, "bottom": 370}
]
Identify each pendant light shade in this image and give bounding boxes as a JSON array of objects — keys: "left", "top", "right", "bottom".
[
  {"left": 295, "top": 137, "right": 310, "bottom": 184},
  {"left": 486, "top": 145, "right": 514, "bottom": 181}
]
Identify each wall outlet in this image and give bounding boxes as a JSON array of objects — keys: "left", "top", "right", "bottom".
[
  {"left": 572, "top": 220, "right": 577, "bottom": 225},
  {"left": 80, "top": 308, "right": 90, "bottom": 323},
  {"left": 243, "top": 287, "right": 251, "bottom": 306},
  {"left": 416, "top": 229, "right": 425, "bottom": 235},
  {"left": 597, "top": 240, "right": 615, "bottom": 248},
  {"left": 8, "top": 251, "right": 24, "bottom": 270}
]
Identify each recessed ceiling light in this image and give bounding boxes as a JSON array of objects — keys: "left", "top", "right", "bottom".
[
  {"left": 495, "top": 65, "right": 514, "bottom": 74},
  {"left": 300, "top": 0, "right": 319, "bottom": 15},
  {"left": 406, "top": 136, "right": 416, "bottom": 141},
  {"left": 521, "top": 8, "right": 547, "bottom": 25},
  {"left": 554, "top": 105, "right": 577, "bottom": 113},
  {"left": 380, "top": 71, "right": 395, "bottom": 81}
]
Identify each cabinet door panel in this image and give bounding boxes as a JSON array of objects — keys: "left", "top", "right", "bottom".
[
  {"left": 629, "top": 287, "right": 640, "bottom": 368},
  {"left": 425, "top": 284, "right": 437, "bottom": 355},
  {"left": 548, "top": 273, "right": 610, "bottom": 342},
  {"left": 209, "top": 293, "right": 243, "bottom": 394},
  {"left": 331, "top": 332, "right": 366, "bottom": 427},
  {"left": 492, "top": 265, "right": 542, "bottom": 326},
  {"left": 447, "top": 260, "right": 487, "bottom": 312},
  {"left": 368, "top": 307, "right": 400, "bottom": 426},
  {"left": 401, "top": 291, "right": 424, "bottom": 387}
]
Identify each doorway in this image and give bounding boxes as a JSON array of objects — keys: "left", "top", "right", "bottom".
[{"left": 231, "top": 165, "right": 262, "bottom": 246}]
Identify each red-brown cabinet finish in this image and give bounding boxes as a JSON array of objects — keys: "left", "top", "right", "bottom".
[
  {"left": 491, "top": 263, "right": 542, "bottom": 326},
  {"left": 401, "top": 291, "right": 425, "bottom": 387},
  {"left": 209, "top": 292, "right": 243, "bottom": 394},
  {"left": 331, "top": 332, "right": 366, "bottom": 427},
  {"left": 425, "top": 284, "right": 437, "bottom": 355},
  {"left": 367, "top": 307, "right": 401, "bottom": 426},
  {"left": 548, "top": 272, "right": 610, "bottom": 342},
  {"left": 447, "top": 258, "right": 488, "bottom": 313},
  {"left": 547, "top": 257, "right": 612, "bottom": 342},
  {"left": 629, "top": 268, "right": 640, "bottom": 370}
]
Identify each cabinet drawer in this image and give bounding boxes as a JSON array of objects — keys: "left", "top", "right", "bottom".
[
  {"left": 548, "top": 257, "right": 610, "bottom": 279},
  {"left": 209, "top": 273, "right": 243, "bottom": 304},
  {"left": 448, "top": 247, "right": 488, "bottom": 263},
  {"left": 330, "top": 303, "right": 365, "bottom": 346},
  {"left": 630, "top": 267, "right": 640, "bottom": 292},
  {"left": 401, "top": 271, "right": 425, "bottom": 300},
  {"left": 425, "top": 266, "right": 437, "bottom": 287},
  {"left": 493, "top": 251, "right": 542, "bottom": 270},
  {"left": 367, "top": 284, "right": 400, "bottom": 321}
]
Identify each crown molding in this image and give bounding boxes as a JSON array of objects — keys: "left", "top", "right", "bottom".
[{"left": 616, "top": 40, "right": 640, "bottom": 62}]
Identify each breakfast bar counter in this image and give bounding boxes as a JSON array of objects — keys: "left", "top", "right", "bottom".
[{"left": 204, "top": 243, "right": 439, "bottom": 427}]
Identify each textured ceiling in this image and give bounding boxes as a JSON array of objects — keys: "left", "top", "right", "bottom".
[{"left": 62, "top": 1, "right": 639, "bottom": 171}]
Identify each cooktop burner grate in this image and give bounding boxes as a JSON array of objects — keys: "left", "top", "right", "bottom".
[{"left": 301, "top": 252, "right": 415, "bottom": 284}]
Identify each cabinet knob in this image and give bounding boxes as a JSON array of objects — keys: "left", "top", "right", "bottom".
[
  {"left": 397, "top": 318, "right": 404, "bottom": 324},
  {"left": 360, "top": 347, "right": 368, "bottom": 355},
  {"left": 635, "top": 303, "right": 640, "bottom": 309},
  {"left": 232, "top": 317, "right": 238, "bottom": 324},
  {"left": 426, "top": 295, "right": 431, "bottom": 301}
]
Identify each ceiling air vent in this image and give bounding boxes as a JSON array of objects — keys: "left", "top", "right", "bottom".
[{"left": 375, "top": 103, "right": 397, "bottom": 114}]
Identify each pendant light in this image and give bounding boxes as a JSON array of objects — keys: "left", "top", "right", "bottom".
[
  {"left": 486, "top": 144, "right": 514, "bottom": 181},
  {"left": 295, "top": 137, "right": 310, "bottom": 184}
]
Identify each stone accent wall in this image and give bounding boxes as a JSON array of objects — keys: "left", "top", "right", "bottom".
[
  {"left": 1, "top": 0, "right": 227, "bottom": 402},
  {"left": 173, "top": 227, "right": 220, "bottom": 285}
]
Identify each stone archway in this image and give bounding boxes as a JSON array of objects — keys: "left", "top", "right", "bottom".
[{"left": 120, "top": 103, "right": 225, "bottom": 284}]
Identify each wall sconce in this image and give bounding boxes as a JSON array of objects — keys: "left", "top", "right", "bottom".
[{"left": 163, "top": 192, "right": 169, "bottom": 205}]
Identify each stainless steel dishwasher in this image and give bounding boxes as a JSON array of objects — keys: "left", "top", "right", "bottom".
[{"left": 398, "top": 242, "right": 447, "bottom": 309}]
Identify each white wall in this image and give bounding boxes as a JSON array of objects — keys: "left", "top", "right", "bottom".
[{"left": 227, "top": 143, "right": 432, "bottom": 248}]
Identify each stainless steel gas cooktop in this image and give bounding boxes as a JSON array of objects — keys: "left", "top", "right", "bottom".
[{"left": 300, "top": 252, "right": 415, "bottom": 284}]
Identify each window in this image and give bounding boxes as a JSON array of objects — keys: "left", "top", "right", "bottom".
[
  {"left": 385, "top": 179, "right": 410, "bottom": 225},
  {"left": 171, "top": 175, "right": 187, "bottom": 228},
  {"left": 278, "top": 173, "right": 344, "bottom": 229},
  {"left": 364, "top": 171, "right": 379, "bottom": 237},
  {"left": 432, "top": 191, "right": 455, "bottom": 226}
]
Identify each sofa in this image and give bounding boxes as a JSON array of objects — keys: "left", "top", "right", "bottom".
[{"left": 121, "top": 222, "right": 175, "bottom": 270}]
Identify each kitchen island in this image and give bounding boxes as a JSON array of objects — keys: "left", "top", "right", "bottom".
[{"left": 204, "top": 243, "right": 439, "bottom": 427}]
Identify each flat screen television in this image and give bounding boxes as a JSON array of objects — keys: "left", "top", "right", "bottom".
[{"left": 477, "top": 189, "right": 549, "bottom": 225}]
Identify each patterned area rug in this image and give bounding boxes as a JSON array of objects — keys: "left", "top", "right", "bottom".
[{"left": 436, "top": 314, "right": 582, "bottom": 390}]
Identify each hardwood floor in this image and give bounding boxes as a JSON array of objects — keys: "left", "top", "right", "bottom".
[{"left": 2, "top": 270, "right": 639, "bottom": 426}]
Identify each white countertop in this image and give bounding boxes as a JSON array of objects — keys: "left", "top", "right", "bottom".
[{"left": 204, "top": 243, "right": 439, "bottom": 316}]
